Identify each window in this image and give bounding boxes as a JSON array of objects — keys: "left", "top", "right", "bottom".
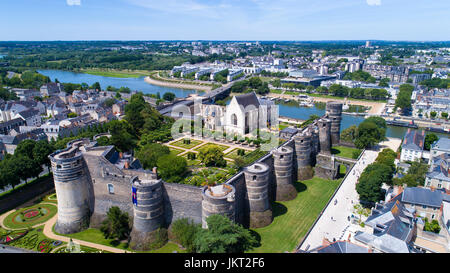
[
  {"left": 107, "top": 184, "right": 114, "bottom": 194},
  {"left": 423, "top": 205, "right": 427, "bottom": 209},
  {"left": 231, "top": 114, "right": 237, "bottom": 126}
]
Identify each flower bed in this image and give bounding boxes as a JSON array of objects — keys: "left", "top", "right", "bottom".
[
  {"left": 0, "top": 230, "right": 28, "bottom": 244},
  {"left": 4, "top": 204, "right": 57, "bottom": 229}
]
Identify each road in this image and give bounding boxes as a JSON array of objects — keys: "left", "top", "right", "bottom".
[{"left": 299, "top": 138, "right": 402, "bottom": 251}]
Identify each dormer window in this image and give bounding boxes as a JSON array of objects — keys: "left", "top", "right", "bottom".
[{"left": 107, "top": 184, "right": 114, "bottom": 194}]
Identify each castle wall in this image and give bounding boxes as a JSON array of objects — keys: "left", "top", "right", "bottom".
[
  {"left": 161, "top": 182, "right": 203, "bottom": 225},
  {"left": 82, "top": 152, "right": 134, "bottom": 227}
]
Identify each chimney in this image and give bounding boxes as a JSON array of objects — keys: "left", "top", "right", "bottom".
[
  {"left": 124, "top": 160, "right": 129, "bottom": 169},
  {"left": 152, "top": 167, "right": 157, "bottom": 174},
  {"left": 119, "top": 152, "right": 123, "bottom": 158}
]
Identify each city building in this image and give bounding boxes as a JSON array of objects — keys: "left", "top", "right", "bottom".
[{"left": 400, "top": 129, "right": 425, "bottom": 162}]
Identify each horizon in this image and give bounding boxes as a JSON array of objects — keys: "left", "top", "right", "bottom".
[
  {"left": 1, "top": 40, "right": 450, "bottom": 42},
  {"left": 1, "top": 0, "right": 449, "bottom": 41}
]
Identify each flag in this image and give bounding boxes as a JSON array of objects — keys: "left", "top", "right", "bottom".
[{"left": 132, "top": 186, "right": 137, "bottom": 206}]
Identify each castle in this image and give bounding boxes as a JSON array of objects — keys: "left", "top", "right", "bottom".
[{"left": 49, "top": 101, "right": 351, "bottom": 250}]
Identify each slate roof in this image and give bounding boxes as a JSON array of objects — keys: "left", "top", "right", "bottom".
[
  {"left": 432, "top": 137, "right": 450, "bottom": 152},
  {"left": 17, "top": 109, "right": 39, "bottom": 119},
  {"left": 401, "top": 187, "right": 445, "bottom": 208},
  {"left": 402, "top": 129, "right": 425, "bottom": 151},
  {"left": 0, "top": 129, "right": 46, "bottom": 145},
  {"left": 0, "top": 118, "right": 25, "bottom": 129},
  {"left": 357, "top": 193, "right": 415, "bottom": 253},
  {"left": 311, "top": 241, "right": 369, "bottom": 253},
  {"left": 235, "top": 92, "right": 260, "bottom": 108}
]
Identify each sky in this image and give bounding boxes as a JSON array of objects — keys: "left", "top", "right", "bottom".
[{"left": 0, "top": 0, "right": 449, "bottom": 41}]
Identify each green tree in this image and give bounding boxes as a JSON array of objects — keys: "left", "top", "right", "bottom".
[
  {"left": 356, "top": 165, "right": 385, "bottom": 205},
  {"left": 395, "top": 84, "right": 414, "bottom": 112},
  {"left": 67, "top": 112, "right": 78, "bottom": 118},
  {"left": 430, "top": 111, "right": 437, "bottom": 119},
  {"left": 103, "top": 98, "right": 116, "bottom": 108},
  {"left": 378, "top": 78, "right": 390, "bottom": 87},
  {"left": 91, "top": 82, "right": 101, "bottom": 91},
  {"left": 354, "top": 119, "right": 386, "bottom": 149},
  {"left": 424, "top": 133, "right": 439, "bottom": 151},
  {"left": 100, "top": 206, "right": 131, "bottom": 241},
  {"left": 198, "top": 146, "right": 227, "bottom": 167},
  {"left": 106, "top": 120, "right": 137, "bottom": 152},
  {"left": 135, "top": 143, "right": 170, "bottom": 170},
  {"left": 96, "top": 136, "right": 111, "bottom": 146},
  {"left": 14, "top": 139, "right": 36, "bottom": 159},
  {"left": 163, "top": 92, "right": 175, "bottom": 102},
  {"left": 124, "top": 93, "right": 147, "bottom": 133},
  {"left": 170, "top": 218, "right": 201, "bottom": 253},
  {"left": 32, "top": 140, "right": 54, "bottom": 171},
  {"left": 194, "top": 214, "right": 257, "bottom": 253},
  {"left": 0, "top": 158, "right": 21, "bottom": 189},
  {"left": 156, "top": 154, "right": 187, "bottom": 183},
  {"left": 340, "top": 125, "right": 358, "bottom": 142},
  {"left": 424, "top": 218, "right": 441, "bottom": 233}
]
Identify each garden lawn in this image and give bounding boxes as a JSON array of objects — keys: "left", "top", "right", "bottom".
[
  {"left": 279, "top": 122, "right": 290, "bottom": 130},
  {"left": 54, "top": 228, "right": 130, "bottom": 250},
  {"left": 332, "top": 146, "right": 361, "bottom": 159},
  {"left": 3, "top": 203, "right": 57, "bottom": 229},
  {"left": 224, "top": 148, "right": 250, "bottom": 160},
  {"left": 181, "top": 154, "right": 202, "bottom": 166},
  {"left": 82, "top": 69, "right": 149, "bottom": 78},
  {"left": 170, "top": 139, "right": 204, "bottom": 149},
  {"left": 142, "top": 242, "right": 186, "bottom": 253},
  {"left": 169, "top": 147, "right": 184, "bottom": 155},
  {"left": 270, "top": 89, "right": 283, "bottom": 94},
  {"left": 193, "top": 143, "right": 230, "bottom": 152},
  {"left": 248, "top": 177, "right": 341, "bottom": 253},
  {"left": 54, "top": 227, "right": 184, "bottom": 253}
]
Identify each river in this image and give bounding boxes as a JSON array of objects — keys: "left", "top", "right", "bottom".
[
  {"left": 38, "top": 69, "right": 204, "bottom": 99},
  {"left": 38, "top": 69, "right": 447, "bottom": 139}
]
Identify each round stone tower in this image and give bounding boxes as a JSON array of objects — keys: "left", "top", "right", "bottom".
[
  {"left": 318, "top": 118, "right": 332, "bottom": 155},
  {"left": 244, "top": 162, "right": 272, "bottom": 228},
  {"left": 130, "top": 174, "right": 164, "bottom": 251},
  {"left": 311, "top": 127, "right": 320, "bottom": 164},
  {"left": 201, "top": 184, "right": 235, "bottom": 228},
  {"left": 50, "top": 140, "right": 92, "bottom": 234},
  {"left": 294, "top": 131, "right": 313, "bottom": 180},
  {"left": 326, "top": 101, "right": 343, "bottom": 146},
  {"left": 273, "top": 146, "right": 297, "bottom": 201}
]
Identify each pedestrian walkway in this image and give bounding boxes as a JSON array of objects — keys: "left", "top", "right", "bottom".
[
  {"left": 299, "top": 138, "right": 402, "bottom": 251},
  {"left": 42, "top": 214, "right": 127, "bottom": 253}
]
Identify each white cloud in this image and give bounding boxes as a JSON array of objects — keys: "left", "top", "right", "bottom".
[
  {"left": 67, "top": 0, "right": 81, "bottom": 6},
  {"left": 366, "top": 0, "right": 381, "bottom": 6}
]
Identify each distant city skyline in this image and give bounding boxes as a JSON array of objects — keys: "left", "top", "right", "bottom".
[{"left": 1, "top": 0, "right": 449, "bottom": 41}]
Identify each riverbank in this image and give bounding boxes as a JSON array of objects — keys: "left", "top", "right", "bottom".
[
  {"left": 267, "top": 92, "right": 385, "bottom": 115},
  {"left": 145, "top": 72, "right": 213, "bottom": 91},
  {"left": 81, "top": 68, "right": 150, "bottom": 78}
]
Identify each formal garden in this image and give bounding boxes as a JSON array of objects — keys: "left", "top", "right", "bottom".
[
  {"left": 2, "top": 197, "right": 57, "bottom": 229},
  {"left": 2, "top": 225, "right": 62, "bottom": 253}
]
